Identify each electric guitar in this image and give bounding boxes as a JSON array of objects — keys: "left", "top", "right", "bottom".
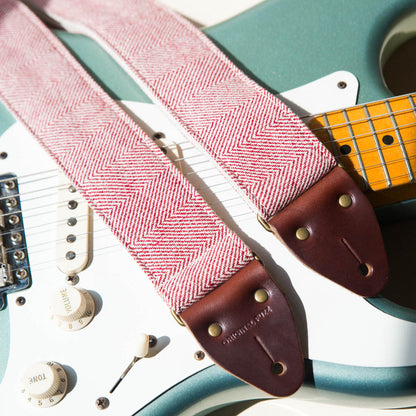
[{"left": 1, "top": 1, "right": 416, "bottom": 415}]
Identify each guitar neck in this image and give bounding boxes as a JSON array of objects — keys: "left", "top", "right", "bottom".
[{"left": 308, "top": 93, "right": 416, "bottom": 194}]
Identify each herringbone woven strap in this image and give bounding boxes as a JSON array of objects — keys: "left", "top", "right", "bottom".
[
  {"left": 0, "top": 0, "right": 254, "bottom": 313},
  {"left": 25, "top": 0, "right": 337, "bottom": 220}
]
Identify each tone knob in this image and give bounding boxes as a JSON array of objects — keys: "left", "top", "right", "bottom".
[
  {"left": 50, "top": 287, "right": 95, "bottom": 331},
  {"left": 21, "top": 361, "right": 68, "bottom": 407}
]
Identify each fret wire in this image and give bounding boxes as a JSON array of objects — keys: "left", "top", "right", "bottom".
[
  {"left": 321, "top": 113, "right": 340, "bottom": 158},
  {"left": 363, "top": 105, "right": 391, "bottom": 188},
  {"left": 409, "top": 94, "right": 416, "bottom": 118},
  {"left": 310, "top": 106, "right": 416, "bottom": 132},
  {"left": 345, "top": 152, "right": 416, "bottom": 175},
  {"left": 408, "top": 95, "right": 416, "bottom": 180},
  {"left": 305, "top": 93, "right": 416, "bottom": 130},
  {"left": 331, "top": 136, "right": 416, "bottom": 161},
  {"left": 164, "top": 135, "right": 416, "bottom": 169},
  {"left": 385, "top": 100, "right": 414, "bottom": 183},
  {"left": 317, "top": 119, "right": 416, "bottom": 146},
  {"left": 354, "top": 170, "right": 416, "bottom": 189},
  {"left": 341, "top": 110, "right": 370, "bottom": 190}
]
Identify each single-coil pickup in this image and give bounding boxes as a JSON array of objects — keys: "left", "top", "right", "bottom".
[
  {"left": 56, "top": 175, "right": 92, "bottom": 276},
  {"left": 0, "top": 174, "right": 31, "bottom": 310}
]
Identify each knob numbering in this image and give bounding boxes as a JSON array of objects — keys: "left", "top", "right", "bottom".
[
  {"left": 21, "top": 361, "right": 68, "bottom": 407},
  {"left": 50, "top": 286, "right": 95, "bottom": 331}
]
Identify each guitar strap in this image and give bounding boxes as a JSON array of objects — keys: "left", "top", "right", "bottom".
[
  {"left": 0, "top": 0, "right": 304, "bottom": 397},
  {"left": 0, "top": 0, "right": 386, "bottom": 397},
  {"left": 22, "top": 0, "right": 389, "bottom": 297}
]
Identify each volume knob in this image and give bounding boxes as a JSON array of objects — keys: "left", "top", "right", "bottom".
[
  {"left": 50, "top": 287, "right": 95, "bottom": 331},
  {"left": 21, "top": 361, "right": 68, "bottom": 407}
]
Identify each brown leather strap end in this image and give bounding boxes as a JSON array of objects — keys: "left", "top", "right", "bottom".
[
  {"left": 268, "top": 167, "right": 388, "bottom": 297},
  {"left": 180, "top": 260, "right": 304, "bottom": 397}
]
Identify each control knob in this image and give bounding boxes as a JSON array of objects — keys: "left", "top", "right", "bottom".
[
  {"left": 50, "top": 286, "right": 95, "bottom": 331},
  {"left": 21, "top": 361, "right": 68, "bottom": 407}
]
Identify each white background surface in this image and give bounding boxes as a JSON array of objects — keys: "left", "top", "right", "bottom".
[{"left": 160, "top": 0, "right": 265, "bottom": 26}]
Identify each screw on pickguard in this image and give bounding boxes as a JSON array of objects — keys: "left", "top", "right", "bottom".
[{"left": 0, "top": 173, "right": 32, "bottom": 310}]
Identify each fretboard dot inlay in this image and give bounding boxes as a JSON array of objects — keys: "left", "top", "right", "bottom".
[
  {"left": 382, "top": 135, "right": 394, "bottom": 145},
  {"left": 340, "top": 144, "right": 352, "bottom": 155}
]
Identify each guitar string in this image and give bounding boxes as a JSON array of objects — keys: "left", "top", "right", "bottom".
[
  {"left": 0, "top": 139, "right": 255, "bottom": 212},
  {"left": 0, "top": 185, "right": 251, "bottom": 225},
  {"left": 5, "top": 194, "right": 258, "bottom": 256},
  {"left": 2, "top": 164, "right": 413, "bottom": 237},
  {"left": 2, "top": 142, "right": 255, "bottom": 268},
  {"left": 0, "top": 123, "right": 414, "bottom": 202},
  {"left": 9, "top": 244, "right": 126, "bottom": 274},
  {"left": 4, "top": 164, "right": 259, "bottom": 266},
  {"left": 307, "top": 108, "right": 416, "bottom": 133},
  {"left": 0, "top": 164, "right": 232, "bottom": 206},
  {"left": 3, "top": 159, "right": 415, "bottom": 270},
  {"left": 302, "top": 95, "right": 416, "bottom": 128},
  {"left": 0, "top": 163, "right": 253, "bottom": 217},
  {"left": 0, "top": 148, "right": 413, "bottom": 227},
  {"left": 1, "top": 198, "right": 253, "bottom": 243},
  {"left": 19, "top": 247, "right": 124, "bottom": 274},
  {"left": 2, "top": 93, "right": 415, "bottom": 276},
  {"left": 7, "top": 209, "right": 257, "bottom": 274},
  {"left": 173, "top": 130, "right": 416, "bottom": 173},
  {"left": 0, "top": 169, "right": 58, "bottom": 184},
  {"left": 1, "top": 112, "right": 415, "bottom": 185},
  {"left": 0, "top": 139, "right": 242, "bottom": 202},
  {"left": 149, "top": 143, "right": 416, "bottom": 189},
  {"left": 11, "top": 165, "right": 414, "bottom": 274},
  {"left": 2, "top": 143, "right": 415, "bottom": 274},
  {"left": 5, "top": 207, "right": 258, "bottom": 275},
  {"left": 15, "top": 158, "right": 416, "bottom": 271},
  {"left": 325, "top": 137, "right": 416, "bottom": 162},
  {"left": 1, "top": 191, "right": 255, "bottom": 253},
  {"left": 0, "top": 122, "right": 414, "bottom": 248},
  {"left": 6, "top": 176, "right": 416, "bottom": 275},
  {"left": 313, "top": 120, "right": 416, "bottom": 148},
  {"left": 335, "top": 150, "right": 416, "bottom": 174}
]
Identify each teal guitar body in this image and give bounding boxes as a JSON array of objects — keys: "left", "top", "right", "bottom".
[
  {"left": 1, "top": 1, "right": 416, "bottom": 415},
  {"left": 205, "top": 0, "right": 415, "bottom": 104}
]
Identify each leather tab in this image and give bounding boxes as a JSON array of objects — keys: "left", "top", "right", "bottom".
[
  {"left": 268, "top": 167, "right": 388, "bottom": 297},
  {"left": 180, "top": 260, "right": 304, "bottom": 397}
]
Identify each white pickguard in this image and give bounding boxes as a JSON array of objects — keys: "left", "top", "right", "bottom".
[
  {"left": 0, "top": 120, "right": 213, "bottom": 415},
  {"left": 279, "top": 70, "right": 360, "bottom": 116},
  {"left": 1, "top": 73, "right": 416, "bottom": 416}
]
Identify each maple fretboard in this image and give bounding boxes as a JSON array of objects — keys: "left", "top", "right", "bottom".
[{"left": 308, "top": 94, "right": 416, "bottom": 200}]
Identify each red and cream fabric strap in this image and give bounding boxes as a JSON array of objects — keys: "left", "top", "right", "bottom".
[
  {"left": 23, "top": 0, "right": 389, "bottom": 296},
  {"left": 0, "top": 0, "right": 387, "bottom": 396},
  {"left": 0, "top": 0, "right": 305, "bottom": 396},
  {"left": 0, "top": 0, "right": 256, "bottom": 315}
]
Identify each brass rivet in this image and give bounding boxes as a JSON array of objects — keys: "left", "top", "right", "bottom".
[
  {"left": 208, "top": 323, "right": 222, "bottom": 337},
  {"left": 295, "top": 227, "right": 310, "bottom": 241},
  {"left": 254, "top": 289, "right": 268, "bottom": 303},
  {"left": 338, "top": 194, "right": 353, "bottom": 208}
]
